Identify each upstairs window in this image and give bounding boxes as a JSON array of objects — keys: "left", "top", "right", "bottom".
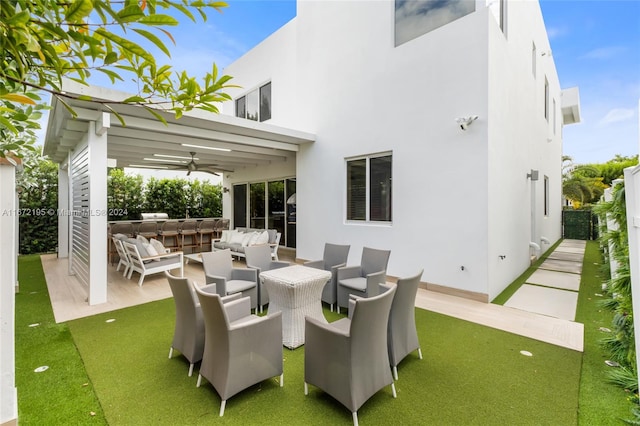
[
  {"left": 236, "top": 82, "right": 271, "bottom": 122},
  {"left": 395, "top": 0, "right": 475, "bottom": 46},
  {"left": 347, "top": 153, "right": 392, "bottom": 222},
  {"left": 544, "top": 77, "right": 549, "bottom": 121}
]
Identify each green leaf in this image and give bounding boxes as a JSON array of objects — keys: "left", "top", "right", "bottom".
[
  {"left": 132, "top": 29, "right": 171, "bottom": 57},
  {"left": 7, "top": 11, "right": 31, "bottom": 25},
  {"left": 138, "top": 14, "right": 179, "bottom": 26},
  {"left": 123, "top": 96, "right": 147, "bottom": 103},
  {"left": 117, "top": 5, "right": 145, "bottom": 22},
  {"left": 104, "top": 51, "right": 118, "bottom": 65},
  {"left": 0, "top": 116, "right": 18, "bottom": 134},
  {"left": 103, "top": 104, "right": 126, "bottom": 126},
  {"left": 65, "top": 0, "right": 94, "bottom": 23},
  {"left": 96, "top": 68, "right": 123, "bottom": 84},
  {"left": 143, "top": 106, "right": 168, "bottom": 125},
  {"left": 95, "top": 29, "right": 154, "bottom": 63}
]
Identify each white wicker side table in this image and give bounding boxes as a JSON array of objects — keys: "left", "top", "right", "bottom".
[{"left": 260, "top": 265, "right": 331, "bottom": 349}]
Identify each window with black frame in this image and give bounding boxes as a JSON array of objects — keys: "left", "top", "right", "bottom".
[
  {"left": 347, "top": 153, "right": 392, "bottom": 223},
  {"left": 235, "top": 82, "right": 271, "bottom": 122}
]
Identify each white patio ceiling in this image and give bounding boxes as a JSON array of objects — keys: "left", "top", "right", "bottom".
[{"left": 43, "top": 80, "right": 316, "bottom": 173}]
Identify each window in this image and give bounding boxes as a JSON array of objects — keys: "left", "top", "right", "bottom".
[
  {"left": 235, "top": 82, "right": 271, "bottom": 122},
  {"left": 395, "top": 0, "right": 475, "bottom": 46},
  {"left": 552, "top": 98, "right": 557, "bottom": 135},
  {"left": 347, "top": 154, "right": 392, "bottom": 222},
  {"left": 532, "top": 42, "right": 537, "bottom": 77},
  {"left": 544, "top": 77, "right": 549, "bottom": 121},
  {"left": 544, "top": 176, "right": 549, "bottom": 216}
]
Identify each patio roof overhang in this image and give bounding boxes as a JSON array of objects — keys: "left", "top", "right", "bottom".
[{"left": 43, "top": 79, "right": 316, "bottom": 173}]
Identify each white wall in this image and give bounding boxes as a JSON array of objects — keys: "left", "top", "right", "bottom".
[
  {"left": 0, "top": 162, "right": 17, "bottom": 425},
  {"left": 486, "top": 0, "right": 563, "bottom": 299},
  {"left": 223, "top": 0, "right": 565, "bottom": 300}
]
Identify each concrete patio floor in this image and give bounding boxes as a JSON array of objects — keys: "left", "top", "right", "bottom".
[{"left": 40, "top": 242, "right": 584, "bottom": 352}]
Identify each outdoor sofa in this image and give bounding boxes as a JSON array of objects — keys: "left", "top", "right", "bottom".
[{"left": 213, "top": 227, "right": 281, "bottom": 260}]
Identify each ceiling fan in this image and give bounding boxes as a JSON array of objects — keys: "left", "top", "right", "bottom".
[{"left": 157, "top": 152, "right": 233, "bottom": 176}]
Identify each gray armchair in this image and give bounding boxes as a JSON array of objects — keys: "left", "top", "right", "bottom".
[
  {"left": 387, "top": 270, "right": 424, "bottom": 380},
  {"left": 304, "top": 284, "right": 397, "bottom": 426},
  {"left": 337, "top": 247, "right": 391, "bottom": 312},
  {"left": 165, "top": 272, "right": 238, "bottom": 376},
  {"left": 193, "top": 284, "right": 283, "bottom": 417},
  {"left": 304, "top": 243, "right": 350, "bottom": 312},
  {"left": 201, "top": 250, "right": 258, "bottom": 310},
  {"left": 245, "top": 245, "right": 290, "bottom": 313}
]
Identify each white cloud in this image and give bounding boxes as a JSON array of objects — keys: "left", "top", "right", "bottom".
[
  {"left": 580, "top": 46, "right": 627, "bottom": 60},
  {"left": 597, "top": 108, "right": 636, "bottom": 126},
  {"left": 546, "top": 26, "right": 568, "bottom": 39}
]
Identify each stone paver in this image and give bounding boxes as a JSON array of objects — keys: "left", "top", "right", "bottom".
[
  {"left": 547, "top": 251, "right": 584, "bottom": 262},
  {"left": 526, "top": 269, "right": 580, "bottom": 291},
  {"left": 505, "top": 284, "right": 578, "bottom": 321},
  {"left": 539, "top": 258, "right": 583, "bottom": 274}
]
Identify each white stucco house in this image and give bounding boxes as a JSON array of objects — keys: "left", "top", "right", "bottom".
[
  {"left": 218, "top": 0, "right": 580, "bottom": 302},
  {"left": 40, "top": 0, "right": 581, "bottom": 308},
  {"left": 5, "top": 2, "right": 582, "bottom": 421}
]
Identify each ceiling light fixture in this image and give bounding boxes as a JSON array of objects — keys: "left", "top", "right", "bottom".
[
  {"left": 181, "top": 143, "right": 231, "bottom": 152},
  {"left": 153, "top": 154, "right": 200, "bottom": 161},
  {"left": 128, "top": 164, "right": 170, "bottom": 169},
  {"left": 143, "top": 158, "right": 185, "bottom": 163}
]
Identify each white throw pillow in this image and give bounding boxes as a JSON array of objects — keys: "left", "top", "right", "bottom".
[
  {"left": 220, "top": 230, "right": 231, "bottom": 243},
  {"left": 241, "top": 232, "right": 255, "bottom": 247},
  {"left": 229, "top": 231, "right": 245, "bottom": 245},
  {"left": 149, "top": 238, "right": 167, "bottom": 255},
  {"left": 143, "top": 242, "right": 160, "bottom": 261},
  {"left": 252, "top": 230, "right": 269, "bottom": 246},
  {"left": 136, "top": 234, "right": 149, "bottom": 245}
]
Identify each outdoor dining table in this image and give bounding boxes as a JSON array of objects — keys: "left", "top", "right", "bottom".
[{"left": 260, "top": 264, "right": 331, "bottom": 349}]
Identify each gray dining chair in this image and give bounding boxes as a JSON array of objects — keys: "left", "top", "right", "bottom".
[
  {"left": 304, "top": 284, "right": 397, "bottom": 426},
  {"left": 201, "top": 249, "right": 258, "bottom": 310},
  {"left": 304, "top": 243, "right": 350, "bottom": 312},
  {"left": 336, "top": 246, "right": 391, "bottom": 312},
  {"left": 193, "top": 283, "right": 283, "bottom": 417},
  {"left": 387, "top": 270, "right": 424, "bottom": 380},
  {"left": 244, "top": 244, "right": 290, "bottom": 313},
  {"left": 165, "top": 272, "right": 238, "bottom": 376}
]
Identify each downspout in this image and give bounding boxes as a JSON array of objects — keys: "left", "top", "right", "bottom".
[
  {"left": 529, "top": 241, "right": 541, "bottom": 257},
  {"left": 540, "top": 236, "right": 550, "bottom": 245}
]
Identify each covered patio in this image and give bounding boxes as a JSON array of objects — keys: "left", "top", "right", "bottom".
[{"left": 42, "top": 79, "right": 315, "bottom": 306}]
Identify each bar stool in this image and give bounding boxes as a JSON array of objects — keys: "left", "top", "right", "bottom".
[
  {"left": 179, "top": 219, "right": 198, "bottom": 253},
  {"left": 158, "top": 220, "right": 180, "bottom": 251},
  {"left": 196, "top": 219, "right": 216, "bottom": 251},
  {"left": 137, "top": 221, "right": 158, "bottom": 239},
  {"left": 214, "top": 218, "right": 230, "bottom": 239}
]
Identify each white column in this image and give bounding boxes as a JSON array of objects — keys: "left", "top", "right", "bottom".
[
  {"left": 58, "top": 161, "right": 70, "bottom": 259},
  {"left": 624, "top": 166, "right": 640, "bottom": 392},
  {"left": 88, "top": 118, "right": 108, "bottom": 305},
  {"left": 0, "top": 160, "right": 18, "bottom": 425}
]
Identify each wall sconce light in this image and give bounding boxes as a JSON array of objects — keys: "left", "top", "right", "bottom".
[
  {"left": 527, "top": 170, "right": 539, "bottom": 181},
  {"left": 455, "top": 115, "right": 478, "bottom": 131},
  {"left": 223, "top": 187, "right": 229, "bottom": 193}
]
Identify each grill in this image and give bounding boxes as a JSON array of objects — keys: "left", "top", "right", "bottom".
[{"left": 141, "top": 212, "right": 169, "bottom": 220}]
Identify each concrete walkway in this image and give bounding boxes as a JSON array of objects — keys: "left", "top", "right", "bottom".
[{"left": 414, "top": 239, "right": 586, "bottom": 352}]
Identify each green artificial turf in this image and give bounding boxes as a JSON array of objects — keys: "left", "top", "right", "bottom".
[
  {"left": 66, "top": 297, "right": 582, "bottom": 425},
  {"left": 15, "top": 255, "right": 107, "bottom": 425},
  {"left": 576, "top": 241, "right": 634, "bottom": 424}
]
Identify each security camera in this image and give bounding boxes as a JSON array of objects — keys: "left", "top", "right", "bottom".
[{"left": 455, "top": 115, "right": 478, "bottom": 131}]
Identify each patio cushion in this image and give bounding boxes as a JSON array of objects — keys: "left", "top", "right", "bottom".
[
  {"left": 254, "top": 231, "right": 269, "bottom": 245},
  {"left": 229, "top": 232, "right": 245, "bottom": 245},
  {"left": 127, "top": 237, "right": 150, "bottom": 258},
  {"left": 149, "top": 238, "right": 167, "bottom": 254},
  {"left": 213, "top": 241, "right": 229, "bottom": 250},
  {"left": 266, "top": 229, "right": 277, "bottom": 244},
  {"left": 339, "top": 277, "right": 367, "bottom": 292},
  {"left": 226, "top": 279, "right": 257, "bottom": 294}
]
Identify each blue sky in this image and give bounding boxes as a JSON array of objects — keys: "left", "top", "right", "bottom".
[{"left": 89, "top": 0, "right": 639, "bottom": 166}]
